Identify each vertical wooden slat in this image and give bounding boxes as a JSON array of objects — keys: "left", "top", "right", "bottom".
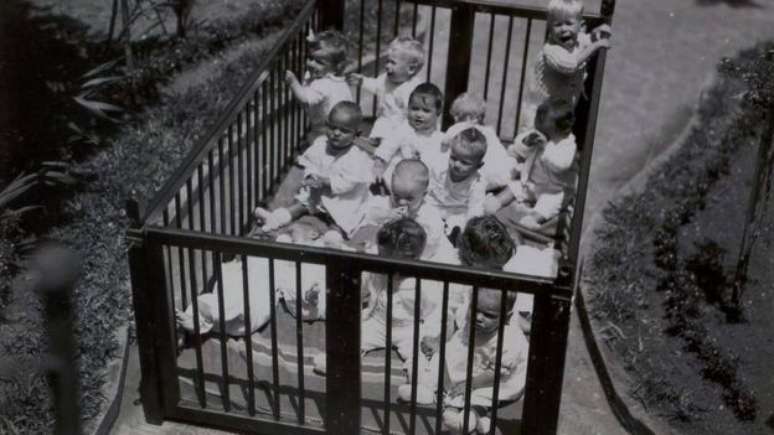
[
  {"left": 325, "top": 261, "right": 362, "bottom": 434},
  {"left": 174, "top": 194, "right": 187, "bottom": 309},
  {"left": 514, "top": 18, "right": 533, "bottom": 130},
  {"left": 383, "top": 273, "right": 394, "bottom": 435},
  {"left": 294, "top": 261, "right": 306, "bottom": 425},
  {"left": 268, "top": 259, "right": 281, "bottom": 420},
  {"left": 146, "top": 238, "right": 181, "bottom": 415},
  {"left": 228, "top": 124, "right": 236, "bottom": 236},
  {"left": 408, "top": 278, "right": 422, "bottom": 435},
  {"left": 442, "top": 3, "right": 474, "bottom": 129},
  {"left": 496, "top": 17, "right": 514, "bottom": 136},
  {"left": 237, "top": 114, "right": 245, "bottom": 233},
  {"left": 218, "top": 139, "right": 226, "bottom": 235},
  {"left": 261, "top": 83, "right": 269, "bottom": 199},
  {"left": 214, "top": 253, "right": 231, "bottom": 412},
  {"left": 483, "top": 13, "right": 495, "bottom": 101},
  {"left": 241, "top": 255, "right": 256, "bottom": 416},
  {"left": 488, "top": 289, "right": 510, "bottom": 434},
  {"left": 127, "top": 196, "right": 163, "bottom": 423},
  {"left": 319, "top": 0, "right": 345, "bottom": 30},
  {"left": 357, "top": 0, "right": 365, "bottom": 105},
  {"left": 372, "top": 0, "right": 384, "bottom": 117},
  {"left": 433, "top": 281, "right": 450, "bottom": 434},
  {"left": 186, "top": 183, "right": 206, "bottom": 407},
  {"left": 522, "top": 294, "right": 572, "bottom": 435},
  {"left": 462, "top": 286, "right": 479, "bottom": 434}
]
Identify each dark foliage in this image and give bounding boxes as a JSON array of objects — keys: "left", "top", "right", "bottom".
[{"left": 588, "top": 41, "right": 774, "bottom": 425}]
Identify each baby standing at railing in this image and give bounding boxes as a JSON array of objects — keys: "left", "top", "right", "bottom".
[
  {"left": 285, "top": 29, "right": 354, "bottom": 142},
  {"left": 519, "top": 0, "right": 611, "bottom": 131},
  {"left": 348, "top": 36, "right": 425, "bottom": 144}
]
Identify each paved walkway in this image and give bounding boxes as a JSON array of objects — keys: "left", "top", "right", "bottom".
[{"left": 111, "top": 1, "right": 774, "bottom": 434}]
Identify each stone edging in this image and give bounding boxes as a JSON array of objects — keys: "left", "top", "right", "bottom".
[
  {"left": 84, "top": 325, "right": 130, "bottom": 435},
  {"left": 574, "top": 70, "right": 721, "bottom": 435}
]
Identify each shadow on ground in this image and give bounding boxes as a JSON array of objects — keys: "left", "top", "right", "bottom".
[{"left": 695, "top": 0, "right": 765, "bottom": 9}]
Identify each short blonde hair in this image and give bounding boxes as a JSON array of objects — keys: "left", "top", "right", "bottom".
[
  {"left": 388, "top": 36, "right": 425, "bottom": 71},
  {"left": 393, "top": 159, "right": 430, "bottom": 191},
  {"left": 547, "top": 0, "right": 584, "bottom": 21},
  {"left": 451, "top": 127, "right": 487, "bottom": 161},
  {"left": 450, "top": 93, "right": 487, "bottom": 122}
]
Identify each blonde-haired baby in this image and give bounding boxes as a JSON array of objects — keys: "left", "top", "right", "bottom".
[
  {"left": 286, "top": 30, "right": 354, "bottom": 141},
  {"left": 443, "top": 92, "right": 517, "bottom": 190},
  {"left": 349, "top": 36, "right": 425, "bottom": 143},
  {"left": 520, "top": 0, "right": 611, "bottom": 130},
  {"left": 352, "top": 159, "right": 455, "bottom": 263},
  {"left": 427, "top": 127, "right": 488, "bottom": 237}
]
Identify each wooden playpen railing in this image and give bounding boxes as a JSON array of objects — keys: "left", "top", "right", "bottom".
[{"left": 126, "top": 0, "right": 615, "bottom": 434}]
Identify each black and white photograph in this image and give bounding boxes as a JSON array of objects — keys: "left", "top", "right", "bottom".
[{"left": 1, "top": 0, "right": 773, "bottom": 433}]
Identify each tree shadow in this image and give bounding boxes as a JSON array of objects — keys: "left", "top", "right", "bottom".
[{"left": 695, "top": 0, "right": 765, "bottom": 9}]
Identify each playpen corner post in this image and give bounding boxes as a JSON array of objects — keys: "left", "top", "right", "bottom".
[
  {"left": 522, "top": 291, "right": 572, "bottom": 435},
  {"left": 126, "top": 192, "right": 164, "bottom": 424},
  {"left": 601, "top": 0, "right": 616, "bottom": 23},
  {"left": 319, "top": 0, "right": 346, "bottom": 31},
  {"left": 442, "top": 3, "right": 475, "bottom": 130},
  {"left": 325, "top": 261, "right": 362, "bottom": 434}
]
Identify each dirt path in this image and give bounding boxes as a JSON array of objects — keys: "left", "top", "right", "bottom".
[{"left": 422, "top": 0, "right": 774, "bottom": 434}]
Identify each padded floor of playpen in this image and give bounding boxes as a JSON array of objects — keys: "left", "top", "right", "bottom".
[{"left": 176, "top": 305, "right": 524, "bottom": 434}]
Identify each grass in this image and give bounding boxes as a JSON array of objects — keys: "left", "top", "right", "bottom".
[{"left": 0, "top": 2, "right": 304, "bottom": 432}]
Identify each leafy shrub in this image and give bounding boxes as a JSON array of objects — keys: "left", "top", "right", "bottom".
[{"left": 0, "top": 4, "right": 301, "bottom": 432}]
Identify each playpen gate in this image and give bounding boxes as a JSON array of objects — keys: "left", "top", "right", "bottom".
[{"left": 126, "top": 0, "right": 615, "bottom": 434}]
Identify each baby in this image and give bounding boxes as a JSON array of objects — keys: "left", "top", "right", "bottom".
[
  {"left": 349, "top": 36, "right": 425, "bottom": 143},
  {"left": 372, "top": 83, "right": 446, "bottom": 185},
  {"left": 352, "top": 159, "right": 455, "bottom": 263},
  {"left": 486, "top": 97, "right": 578, "bottom": 230},
  {"left": 426, "top": 127, "right": 488, "bottom": 238},
  {"left": 399, "top": 287, "right": 529, "bottom": 435},
  {"left": 285, "top": 30, "right": 354, "bottom": 141},
  {"left": 312, "top": 218, "right": 443, "bottom": 375},
  {"left": 443, "top": 92, "right": 517, "bottom": 190},
  {"left": 520, "top": 0, "right": 611, "bottom": 131},
  {"left": 423, "top": 216, "right": 557, "bottom": 342},
  {"left": 254, "top": 101, "right": 373, "bottom": 242},
  {"left": 175, "top": 254, "right": 326, "bottom": 337}
]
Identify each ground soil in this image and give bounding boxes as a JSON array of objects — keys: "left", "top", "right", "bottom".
[{"left": 668, "top": 135, "right": 774, "bottom": 435}]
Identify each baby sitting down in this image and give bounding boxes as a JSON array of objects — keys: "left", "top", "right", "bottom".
[
  {"left": 255, "top": 101, "right": 374, "bottom": 242},
  {"left": 426, "top": 127, "right": 488, "bottom": 240},
  {"left": 351, "top": 159, "right": 454, "bottom": 263}
]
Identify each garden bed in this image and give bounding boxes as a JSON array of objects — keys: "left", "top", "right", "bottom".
[
  {"left": 0, "top": 1, "right": 420, "bottom": 432},
  {"left": 587, "top": 41, "right": 774, "bottom": 435},
  {"left": 0, "top": 0, "right": 304, "bottom": 432}
]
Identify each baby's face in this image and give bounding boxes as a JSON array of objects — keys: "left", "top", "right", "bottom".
[
  {"left": 326, "top": 108, "right": 359, "bottom": 151},
  {"left": 473, "top": 292, "right": 504, "bottom": 335},
  {"left": 306, "top": 50, "right": 334, "bottom": 79},
  {"left": 390, "top": 178, "right": 426, "bottom": 215},
  {"left": 385, "top": 50, "right": 416, "bottom": 84},
  {"left": 549, "top": 14, "right": 581, "bottom": 50},
  {"left": 408, "top": 94, "right": 440, "bottom": 134},
  {"left": 448, "top": 141, "right": 483, "bottom": 182}
]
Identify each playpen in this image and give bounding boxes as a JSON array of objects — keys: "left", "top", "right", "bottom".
[{"left": 126, "top": 0, "right": 615, "bottom": 433}]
